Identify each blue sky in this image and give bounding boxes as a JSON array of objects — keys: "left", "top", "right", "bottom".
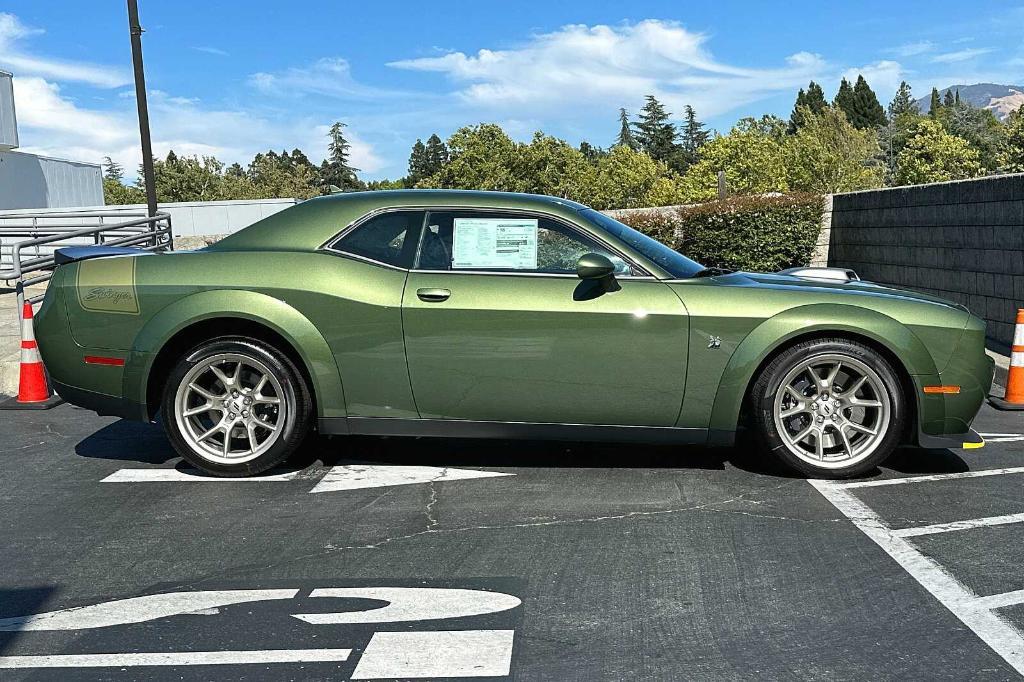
[{"left": 2, "top": 1, "right": 1022, "bottom": 180}]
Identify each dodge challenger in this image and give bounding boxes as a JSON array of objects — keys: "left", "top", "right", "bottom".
[{"left": 34, "top": 190, "right": 993, "bottom": 478}]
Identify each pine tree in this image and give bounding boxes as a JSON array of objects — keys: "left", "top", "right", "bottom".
[
  {"left": 633, "top": 96, "right": 678, "bottom": 163},
  {"left": 851, "top": 75, "right": 887, "bottom": 128},
  {"left": 929, "top": 88, "right": 942, "bottom": 117},
  {"left": 320, "top": 121, "right": 361, "bottom": 191},
  {"left": 834, "top": 78, "right": 857, "bottom": 122},
  {"left": 102, "top": 156, "right": 124, "bottom": 182},
  {"left": 954, "top": 89, "right": 960, "bottom": 106},
  {"left": 943, "top": 88, "right": 956, "bottom": 108},
  {"left": 578, "top": 141, "right": 604, "bottom": 162},
  {"left": 790, "top": 81, "right": 828, "bottom": 132},
  {"left": 615, "top": 108, "right": 639, "bottom": 150},
  {"left": 888, "top": 81, "right": 919, "bottom": 118},
  {"left": 424, "top": 133, "right": 449, "bottom": 175},
  {"left": 680, "top": 105, "right": 709, "bottom": 165},
  {"left": 408, "top": 138, "right": 428, "bottom": 182}
]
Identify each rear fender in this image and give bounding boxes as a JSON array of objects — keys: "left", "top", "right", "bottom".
[{"left": 124, "top": 289, "right": 345, "bottom": 419}]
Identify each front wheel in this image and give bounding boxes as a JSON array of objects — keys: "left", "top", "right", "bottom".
[
  {"left": 160, "top": 336, "right": 312, "bottom": 476},
  {"left": 749, "top": 338, "right": 906, "bottom": 478}
]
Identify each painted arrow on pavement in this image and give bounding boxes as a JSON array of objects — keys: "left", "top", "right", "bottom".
[{"left": 308, "top": 465, "right": 514, "bottom": 493}]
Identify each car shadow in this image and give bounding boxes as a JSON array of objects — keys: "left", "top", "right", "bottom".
[{"left": 74, "top": 419, "right": 971, "bottom": 480}]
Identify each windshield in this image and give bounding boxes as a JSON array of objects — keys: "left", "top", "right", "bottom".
[{"left": 579, "top": 209, "right": 705, "bottom": 279}]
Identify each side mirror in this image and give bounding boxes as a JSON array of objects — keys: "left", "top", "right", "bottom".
[{"left": 576, "top": 253, "right": 616, "bottom": 280}]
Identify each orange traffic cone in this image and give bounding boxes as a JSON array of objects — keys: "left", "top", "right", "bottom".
[
  {"left": 0, "top": 301, "right": 62, "bottom": 410},
  {"left": 989, "top": 308, "right": 1024, "bottom": 411}
]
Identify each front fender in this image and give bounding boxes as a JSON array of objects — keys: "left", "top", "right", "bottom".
[
  {"left": 707, "top": 303, "right": 938, "bottom": 437},
  {"left": 123, "top": 289, "right": 346, "bottom": 419}
]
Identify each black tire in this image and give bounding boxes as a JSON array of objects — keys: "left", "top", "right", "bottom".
[
  {"left": 748, "top": 338, "right": 906, "bottom": 478},
  {"left": 160, "top": 336, "right": 313, "bottom": 477}
]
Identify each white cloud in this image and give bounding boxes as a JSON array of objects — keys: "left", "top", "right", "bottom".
[
  {"left": 841, "top": 60, "right": 905, "bottom": 100},
  {"left": 887, "top": 40, "right": 934, "bottom": 58},
  {"left": 13, "top": 75, "right": 385, "bottom": 180},
  {"left": 249, "top": 57, "right": 403, "bottom": 99},
  {"left": 931, "top": 47, "right": 994, "bottom": 64},
  {"left": 0, "top": 12, "right": 129, "bottom": 88},
  {"left": 388, "top": 20, "right": 829, "bottom": 118},
  {"left": 191, "top": 46, "right": 229, "bottom": 57}
]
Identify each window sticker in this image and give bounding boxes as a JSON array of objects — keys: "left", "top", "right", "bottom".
[{"left": 452, "top": 218, "right": 538, "bottom": 270}]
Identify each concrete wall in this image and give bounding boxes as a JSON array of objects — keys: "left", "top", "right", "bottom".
[
  {"left": 0, "top": 151, "right": 103, "bottom": 210},
  {"left": 827, "top": 174, "right": 1024, "bottom": 350}
]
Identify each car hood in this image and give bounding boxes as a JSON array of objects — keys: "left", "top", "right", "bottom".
[{"left": 717, "top": 271, "right": 969, "bottom": 312}]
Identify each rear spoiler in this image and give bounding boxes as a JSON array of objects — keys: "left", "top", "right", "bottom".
[{"left": 54, "top": 246, "right": 159, "bottom": 266}]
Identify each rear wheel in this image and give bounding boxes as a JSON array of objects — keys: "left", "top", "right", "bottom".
[
  {"left": 160, "top": 336, "right": 312, "bottom": 476},
  {"left": 749, "top": 338, "right": 906, "bottom": 478}
]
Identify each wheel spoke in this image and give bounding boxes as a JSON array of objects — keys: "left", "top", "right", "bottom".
[
  {"left": 221, "top": 428, "right": 231, "bottom": 457},
  {"left": 246, "top": 421, "right": 259, "bottom": 448},
  {"left": 197, "top": 423, "right": 223, "bottom": 443},
  {"left": 825, "top": 361, "right": 843, "bottom": 391},
  {"left": 850, "top": 397, "right": 883, "bottom": 408},
  {"left": 814, "top": 431, "right": 825, "bottom": 460},
  {"left": 843, "top": 375, "right": 867, "bottom": 397},
  {"left": 847, "top": 421, "right": 878, "bottom": 436},
  {"left": 210, "top": 365, "right": 232, "bottom": 388},
  {"left": 183, "top": 402, "right": 217, "bottom": 417},
  {"left": 837, "top": 425, "right": 855, "bottom": 459},
  {"left": 254, "top": 418, "right": 278, "bottom": 432},
  {"left": 780, "top": 403, "right": 808, "bottom": 418},
  {"left": 188, "top": 382, "right": 222, "bottom": 401},
  {"left": 232, "top": 360, "right": 245, "bottom": 385},
  {"left": 790, "top": 423, "right": 815, "bottom": 444},
  {"left": 806, "top": 366, "right": 828, "bottom": 392}
]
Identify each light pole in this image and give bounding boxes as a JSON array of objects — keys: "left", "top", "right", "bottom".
[{"left": 127, "top": 0, "right": 157, "bottom": 218}]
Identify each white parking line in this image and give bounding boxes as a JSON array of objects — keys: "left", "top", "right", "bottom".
[
  {"left": 352, "top": 630, "right": 514, "bottom": 680},
  {"left": 101, "top": 468, "right": 308, "bottom": 483},
  {"left": 0, "top": 649, "right": 352, "bottom": 668},
  {"left": 893, "top": 512, "right": 1024, "bottom": 538},
  {"left": 810, "top": 478, "right": 1024, "bottom": 675},
  {"left": 834, "top": 466, "right": 1024, "bottom": 489}
]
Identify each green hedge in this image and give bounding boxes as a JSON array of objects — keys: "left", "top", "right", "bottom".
[{"left": 619, "top": 193, "right": 824, "bottom": 273}]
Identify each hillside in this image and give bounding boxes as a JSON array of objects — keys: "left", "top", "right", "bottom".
[{"left": 915, "top": 83, "right": 1024, "bottom": 120}]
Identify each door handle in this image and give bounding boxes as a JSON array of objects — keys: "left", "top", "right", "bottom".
[{"left": 416, "top": 287, "right": 451, "bottom": 302}]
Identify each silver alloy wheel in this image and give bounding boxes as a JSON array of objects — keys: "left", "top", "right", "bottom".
[
  {"left": 772, "top": 353, "right": 891, "bottom": 469},
  {"left": 173, "top": 352, "right": 287, "bottom": 465}
]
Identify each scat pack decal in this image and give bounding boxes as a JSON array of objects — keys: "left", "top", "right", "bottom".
[{"left": 76, "top": 257, "right": 140, "bottom": 315}]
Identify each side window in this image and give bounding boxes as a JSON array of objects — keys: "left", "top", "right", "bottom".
[
  {"left": 329, "top": 211, "right": 424, "bottom": 269},
  {"left": 417, "top": 211, "right": 633, "bottom": 275}
]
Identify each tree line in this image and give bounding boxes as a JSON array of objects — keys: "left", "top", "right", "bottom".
[{"left": 104, "top": 76, "right": 1024, "bottom": 209}]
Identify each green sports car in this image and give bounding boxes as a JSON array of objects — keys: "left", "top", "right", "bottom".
[{"left": 35, "top": 190, "right": 993, "bottom": 478}]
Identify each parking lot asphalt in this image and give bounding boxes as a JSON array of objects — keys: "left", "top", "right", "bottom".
[{"left": 0, "top": 403, "right": 1022, "bottom": 680}]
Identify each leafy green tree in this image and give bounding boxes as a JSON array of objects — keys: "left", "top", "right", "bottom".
[
  {"left": 103, "top": 178, "right": 145, "bottom": 205},
  {"left": 895, "top": 118, "right": 983, "bottom": 185},
  {"left": 144, "top": 152, "right": 230, "bottom": 202},
  {"left": 678, "top": 125, "right": 789, "bottom": 201},
  {"left": 679, "top": 105, "right": 710, "bottom": 166},
  {"left": 518, "top": 132, "right": 597, "bottom": 200},
  {"left": 786, "top": 106, "right": 884, "bottom": 193},
  {"left": 850, "top": 75, "right": 887, "bottom": 128},
  {"left": 247, "top": 151, "right": 319, "bottom": 199},
  {"left": 615, "top": 107, "right": 639, "bottom": 150},
  {"left": 880, "top": 86, "right": 926, "bottom": 184},
  {"left": 424, "top": 133, "right": 449, "bottom": 175},
  {"left": 102, "top": 156, "right": 124, "bottom": 182},
  {"left": 320, "top": 122, "right": 362, "bottom": 191},
  {"left": 588, "top": 145, "right": 685, "bottom": 209},
  {"left": 633, "top": 95, "right": 678, "bottom": 164},
  {"left": 419, "top": 124, "right": 523, "bottom": 191},
  {"left": 789, "top": 81, "right": 827, "bottom": 132},
  {"left": 366, "top": 178, "right": 408, "bottom": 191},
  {"left": 943, "top": 102, "right": 1005, "bottom": 171},
  {"left": 578, "top": 140, "right": 605, "bottom": 163},
  {"left": 225, "top": 162, "right": 246, "bottom": 178},
  {"left": 999, "top": 105, "right": 1024, "bottom": 172},
  {"left": 736, "top": 114, "right": 788, "bottom": 142}
]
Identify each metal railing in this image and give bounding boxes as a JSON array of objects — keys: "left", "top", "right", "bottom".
[{"left": 0, "top": 209, "right": 172, "bottom": 324}]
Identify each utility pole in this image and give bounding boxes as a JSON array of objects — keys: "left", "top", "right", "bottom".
[{"left": 127, "top": 0, "right": 157, "bottom": 218}]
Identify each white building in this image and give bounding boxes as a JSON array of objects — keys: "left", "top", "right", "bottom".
[{"left": 0, "top": 71, "right": 104, "bottom": 210}]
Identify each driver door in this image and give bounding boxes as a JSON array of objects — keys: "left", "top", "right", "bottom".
[{"left": 401, "top": 209, "right": 689, "bottom": 426}]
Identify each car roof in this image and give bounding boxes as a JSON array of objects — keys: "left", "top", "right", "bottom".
[{"left": 208, "top": 190, "right": 593, "bottom": 253}]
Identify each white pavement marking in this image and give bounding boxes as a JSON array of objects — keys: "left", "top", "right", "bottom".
[
  {"left": 101, "top": 468, "right": 307, "bottom": 483},
  {"left": 834, "top": 466, "right": 1024, "bottom": 489},
  {"left": 308, "top": 464, "right": 514, "bottom": 493},
  {"left": 0, "top": 590, "right": 299, "bottom": 631},
  {"left": 292, "top": 587, "right": 521, "bottom": 625},
  {"left": 977, "top": 433, "right": 1024, "bottom": 443},
  {"left": 351, "top": 630, "right": 514, "bottom": 679},
  {"left": 972, "top": 590, "right": 1024, "bottom": 612},
  {"left": 0, "top": 649, "right": 352, "bottom": 669},
  {"left": 810, "top": 479, "right": 1024, "bottom": 675},
  {"left": 893, "top": 512, "right": 1024, "bottom": 538}
]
